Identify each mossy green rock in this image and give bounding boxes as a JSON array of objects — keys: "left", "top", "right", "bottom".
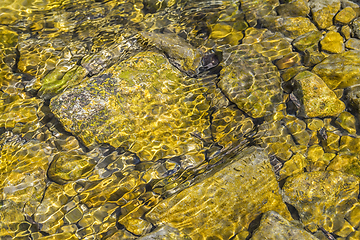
[
  {"left": 250, "top": 211, "right": 318, "bottom": 240},
  {"left": 218, "top": 44, "right": 283, "bottom": 118},
  {"left": 293, "top": 71, "right": 345, "bottom": 118},
  {"left": 312, "top": 50, "right": 360, "bottom": 89},
  {"left": 38, "top": 65, "right": 88, "bottom": 100},
  {"left": 50, "top": 51, "right": 211, "bottom": 163},
  {"left": 282, "top": 171, "right": 359, "bottom": 233},
  {"left": 145, "top": 147, "right": 292, "bottom": 239}
]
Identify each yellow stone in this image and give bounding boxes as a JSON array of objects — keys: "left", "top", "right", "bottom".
[
  {"left": 293, "top": 71, "right": 345, "bottom": 118},
  {"left": 310, "top": 0, "right": 341, "bottom": 29},
  {"left": 335, "top": 111, "right": 357, "bottom": 135},
  {"left": 306, "top": 118, "right": 324, "bottom": 131},
  {"left": 280, "top": 66, "right": 308, "bottom": 82},
  {"left": 279, "top": 153, "right": 306, "bottom": 180},
  {"left": 251, "top": 211, "right": 319, "bottom": 240},
  {"left": 320, "top": 31, "right": 345, "bottom": 53},
  {"left": 327, "top": 153, "right": 360, "bottom": 177},
  {"left": 282, "top": 171, "right": 359, "bottom": 233},
  {"left": 275, "top": 52, "right": 301, "bottom": 70},
  {"left": 118, "top": 216, "right": 152, "bottom": 236},
  {"left": 345, "top": 38, "right": 360, "bottom": 50},
  {"left": 210, "top": 23, "right": 234, "bottom": 39},
  {"left": 146, "top": 147, "right": 292, "bottom": 239},
  {"left": 345, "top": 203, "right": 360, "bottom": 228},
  {"left": 335, "top": 7, "right": 356, "bottom": 24},
  {"left": 334, "top": 219, "right": 355, "bottom": 237},
  {"left": 347, "top": 230, "right": 360, "bottom": 240},
  {"left": 341, "top": 25, "right": 352, "bottom": 40}
]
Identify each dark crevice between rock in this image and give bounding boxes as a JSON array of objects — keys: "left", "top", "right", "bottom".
[
  {"left": 278, "top": 178, "right": 287, "bottom": 189},
  {"left": 246, "top": 213, "right": 263, "bottom": 240},
  {"left": 269, "top": 154, "right": 283, "bottom": 177},
  {"left": 285, "top": 202, "right": 300, "bottom": 221}
]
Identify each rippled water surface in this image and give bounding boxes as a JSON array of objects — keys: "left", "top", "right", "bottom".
[{"left": 2, "top": 0, "right": 360, "bottom": 239}]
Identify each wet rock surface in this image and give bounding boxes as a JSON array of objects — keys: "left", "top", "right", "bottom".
[
  {"left": 292, "top": 71, "right": 345, "bottom": 118},
  {"left": 145, "top": 147, "right": 291, "bottom": 239},
  {"left": 312, "top": 50, "right": 360, "bottom": 89},
  {"left": 282, "top": 171, "right": 359, "bottom": 233},
  {"left": 250, "top": 211, "right": 319, "bottom": 240},
  {"left": 2, "top": 0, "right": 360, "bottom": 239}
]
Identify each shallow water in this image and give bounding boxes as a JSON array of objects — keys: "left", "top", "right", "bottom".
[{"left": 1, "top": 0, "right": 360, "bottom": 239}]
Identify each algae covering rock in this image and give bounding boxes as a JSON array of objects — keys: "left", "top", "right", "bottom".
[
  {"left": 312, "top": 50, "right": 360, "bottom": 89},
  {"left": 50, "top": 51, "right": 212, "bottom": 163},
  {"left": 282, "top": 171, "right": 359, "bottom": 233},
  {"left": 292, "top": 71, "right": 345, "bottom": 118},
  {"left": 250, "top": 211, "right": 318, "bottom": 240},
  {"left": 145, "top": 147, "right": 292, "bottom": 239},
  {"left": 218, "top": 44, "right": 283, "bottom": 118}
]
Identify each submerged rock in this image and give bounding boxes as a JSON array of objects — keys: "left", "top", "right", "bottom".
[
  {"left": 259, "top": 16, "right": 318, "bottom": 39},
  {"left": 137, "top": 225, "right": 191, "bottom": 240},
  {"left": 308, "top": 0, "right": 341, "bottom": 29},
  {"left": 335, "top": 6, "right": 357, "bottom": 24},
  {"left": 50, "top": 51, "right": 212, "bottom": 164},
  {"left": 239, "top": 0, "right": 279, "bottom": 27},
  {"left": 292, "top": 71, "right": 345, "bottom": 118},
  {"left": 0, "top": 132, "right": 54, "bottom": 225},
  {"left": 218, "top": 44, "right": 283, "bottom": 118},
  {"left": 312, "top": 50, "right": 360, "bottom": 89},
  {"left": 320, "top": 31, "right": 345, "bottom": 53},
  {"left": 282, "top": 171, "right": 359, "bottom": 233},
  {"left": 345, "top": 38, "right": 360, "bottom": 50},
  {"left": 276, "top": 0, "right": 310, "bottom": 17},
  {"left": 145, "top": 147, "right": 292, "bottom": 239},
  {"left": 250, "top": 211, "right": 318, "bottom": 240}
]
